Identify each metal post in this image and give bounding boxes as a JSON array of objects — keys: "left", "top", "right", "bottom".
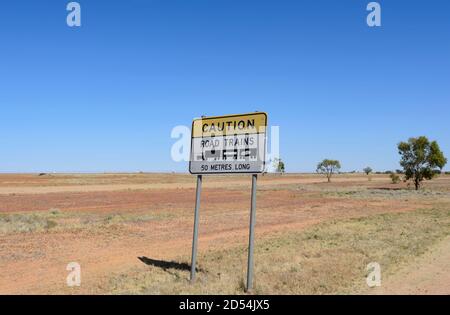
[
  {"left": 246, "top": 174, "right": 258, "bottom": 292},
  {"left": 190, "top": 175, "right": 202, "bottom": 282}
]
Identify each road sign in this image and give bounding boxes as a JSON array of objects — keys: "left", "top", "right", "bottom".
[
  {"left": 189, "top": 112, "right": 267, "bottom": 292},
  {"left": 189, "top": 112, "right": 267, "bottom": 174}
]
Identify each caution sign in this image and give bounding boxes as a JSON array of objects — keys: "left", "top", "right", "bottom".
[{"left": 189, "top": 112, "right": 267, "bottom": 174}]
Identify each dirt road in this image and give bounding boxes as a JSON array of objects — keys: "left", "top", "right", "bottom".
[{"left": 369, "top": 237, "right": 450, "bottom": 295}]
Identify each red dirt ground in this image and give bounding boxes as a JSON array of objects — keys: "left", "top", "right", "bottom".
[{"left": 0, "top": 173, "right": 444, "bottom": 294}]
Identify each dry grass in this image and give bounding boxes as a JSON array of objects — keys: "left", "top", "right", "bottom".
[
  {"left": 0, "top": 210, "right": 60, "bottom": 234},
  {"left": 1, "top": 173, "right": 449, "bottom": 294},
  {"left": 322, "top": 187, "right": 450, "bottom": 201},
  {"left": 0, "top": 209, "right": 173, "bottom": 235},
  {"left": 106, "top": 205, "right": 450, "bottom": 295}
]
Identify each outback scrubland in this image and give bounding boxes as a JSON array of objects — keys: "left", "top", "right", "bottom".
[{"left": 0, "top": 173, "right": 449, "bottom": 294}]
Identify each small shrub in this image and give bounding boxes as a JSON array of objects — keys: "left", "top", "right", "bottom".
[
  {"left": 46, "top": 220, "right": 58, "bottom": 229},
  {"left": 390, "top": 173, "right": 400, "bottom": 184},
  {"left": 0, "top": 214, "right": 57, "bottom": 234},
  {"left": 49, "top": 208, "right": 61, "bottom": 216},
  {"left": 105, "top": 214, "right": 125, "bottom": 224}
]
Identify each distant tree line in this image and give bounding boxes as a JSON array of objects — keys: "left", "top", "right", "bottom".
[{"left": 313, "top": 136, "right": 447, "bottom": 189}]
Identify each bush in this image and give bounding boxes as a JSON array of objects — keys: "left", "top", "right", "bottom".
[
  {"left": 0, "top": 213, "right": 57, "bottom": 234},
  {"left": 390, "top": 173, "right": 400, "bottom": 184},
  {"left": 49, "top": 208, "right": 61, "bottom": 216}
]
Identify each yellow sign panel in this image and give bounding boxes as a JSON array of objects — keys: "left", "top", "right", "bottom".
[{"left": 192, "top": 112, "right": 267, "bottom": 138}]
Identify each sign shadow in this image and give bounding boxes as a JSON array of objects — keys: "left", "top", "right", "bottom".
[{"left": 137, "top": 256, "right": 203, "bottom": 272}]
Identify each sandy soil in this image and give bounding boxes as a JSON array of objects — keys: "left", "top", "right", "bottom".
[
  {"left": 0, "top": 173, "right": 393, "bottom": 195},
  {"left": 0, "top": 173, "right": 448, "bottom": 294},
  {"left": 369, "top": 237, "right": 450, "bottom": 295}
]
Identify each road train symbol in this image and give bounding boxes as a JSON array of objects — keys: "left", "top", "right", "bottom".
[{"left": 197, "top": 148, "right": 258, "bottom": 161}]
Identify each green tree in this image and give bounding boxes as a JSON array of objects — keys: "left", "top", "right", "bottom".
[
  {"left": 398, "top": 136, "right": 447, "bottom": 190},
  {"left": 273, "top": 158, "right": 285, "bottom": 174},
  {"left": 316, "top": 159, "right": 341, "bottom": 182},
  {"left": 363, "top": 167, "right": 373, "bottom": 175},
  {"left": 363, "top": 166, "right": 373, "bottom": 181}
]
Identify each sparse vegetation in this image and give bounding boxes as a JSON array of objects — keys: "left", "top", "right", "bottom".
[
  {"left": 398, "top": 136, "right": 447, "bottom": 190},
  {"left": 0, "top": 209, "right": 172, "bottom": 235},
  {"left": 107, "top": 207, "right": 450, "bottom": 294},
  {"left": 390, "top": 173, "right": 400, "bottom": 184},
  {"left": 273, "top": 158, "right": 285, "bottom": 174},
  {"left": 0, "top": 211, "right": 59, "bottom": 234},
  {"left": 2, "top": 173, "right": 450, "bottom": 294},
  {"left": 316, "top": 159, "right": 341, "bottom": 183},
  {"left": 363, "top": 167, "right": 372, "bottom": 175},
  {"left": 363, "top": 167, "right": 373, "bottom": 181}
]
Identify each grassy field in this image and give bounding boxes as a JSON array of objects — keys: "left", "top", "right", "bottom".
[
  {"left": 0, "top": 173, "right": 449, "bottom": 294},
  {"left": 106, "top": 206, "right": 450, "bottom": 294},
  {"left": 0, "top": 209, "right": 173, "bottom": 234}
]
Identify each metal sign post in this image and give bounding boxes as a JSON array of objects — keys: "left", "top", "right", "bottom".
[
  {"left": 188, "top": 112, "right": 267, "bottom": 289},
  {"left": 190, "top": 175, "right": 202, "bottom": 282},
  {"left": 246, "top": 174, "right": 258, "bottom": 292}
]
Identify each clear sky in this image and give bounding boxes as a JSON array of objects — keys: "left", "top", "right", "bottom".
[{"left": 1, "top": 0, "right": 449, "bottom": 173}]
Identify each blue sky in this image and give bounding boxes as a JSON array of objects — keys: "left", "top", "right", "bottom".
[{"left": 0, "top": 0, "right": 449, "bottom": 173}]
